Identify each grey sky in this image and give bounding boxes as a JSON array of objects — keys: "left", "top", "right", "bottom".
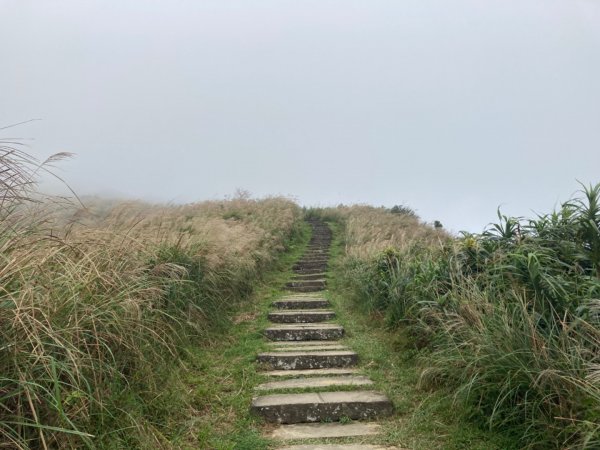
[{"left": 2, "top": 0, "right": 599, "bottom": 233}]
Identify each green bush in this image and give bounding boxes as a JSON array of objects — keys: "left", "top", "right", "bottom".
[{"left": 337, "top": 183, "right": 600, "bottom": 449}]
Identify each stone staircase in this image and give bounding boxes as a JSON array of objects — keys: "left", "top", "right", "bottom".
[{"left": 251, "top": 218, "right": 397, "bottom": 450}]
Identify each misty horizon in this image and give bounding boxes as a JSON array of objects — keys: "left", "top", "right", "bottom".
[{"left": 2, "top": 0, "right": 599, "bottom": 234}]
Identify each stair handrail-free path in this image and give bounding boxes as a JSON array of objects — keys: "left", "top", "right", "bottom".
[{"left": 251, "top": 218, "right": 398, "bottom": 450}]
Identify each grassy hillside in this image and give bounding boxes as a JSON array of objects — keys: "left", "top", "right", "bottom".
[
  {"left": 316, "top": 190, "right": 600, "bottom": 449},
  {"left": 0, "top": 146, "right": 303, "bottom": 448}
]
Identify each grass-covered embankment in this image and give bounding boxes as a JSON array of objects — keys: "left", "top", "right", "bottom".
[
  {"left": 0, "top": 145, "right": 304, "bottom": 448},
  {"left": 317, "top": 187, "right": 600, "bottom": 449}
]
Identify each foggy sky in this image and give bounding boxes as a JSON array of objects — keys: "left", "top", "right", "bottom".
[{"left": 2, "top": 0, "right": 600, "bottom": 233}]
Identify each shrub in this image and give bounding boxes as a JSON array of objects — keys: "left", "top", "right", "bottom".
[
  {"left": 0, "top": 141, "right": 302, "bottom": 448},
  {"left": 334, "top": 185, "right": 600, "bottom": 448}
]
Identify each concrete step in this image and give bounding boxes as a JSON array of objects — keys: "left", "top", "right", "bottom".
[
  {"left": 285, "top": 280, "right": 327, "bottom": 289},
  {"left": 286, "top": 285, "right": 327, "bottom": 293},
  {"left": 294, "top": 262, "right": 328, "bottom": 267},
  {"left": 257, "top": 350, "right": 358, "bottom": 370},
  {"left": 271, "top": 422, "right": 381, "bottom": 440},
  {"left": 267, "top": 340, "right": 342, "bottom": 347},
  {"left": 299, "top": 258, "right": 327, "bottom": 263},
  {"left": 268, "top": 310, "right": 335, "bottom": 323},
  {"left": 291, "top": 273, "right": 327, "bottom": 281},
  {"left": 264, "top": 324, "right": 343, "bottom": 341},
  {"left": 292, "top": 269, "right": 328, "bottom": 276},
  {"left": 256, "top": 375, "right": 372, "bottom": 391},
  {"left": 294, "top": 262, "right": 328, "bottom": 271},
  {"left": 293, "top": 269, "right": 328, "bottom": 276},
  {"left": 251, "top": 390, "right": 393, "bottom": 424},
  {"left": 263, "top": 368, "right": 359, "bottom": 377},
  {"left": 278, "top": 445, "right": 398, "bottom": 450},
  {"left": 270, "top": 345, "right": 348, "bottom": 352},
  {"left": 272, "top": 298, "right": 330, "bottom": 310}
]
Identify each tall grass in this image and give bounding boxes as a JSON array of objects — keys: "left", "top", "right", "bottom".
[
  {"left": 0, "top": 142, "right": 302, "bottom": 448},
  {"left": 328, "top": 188, "right": 600, "bottom": 449}
]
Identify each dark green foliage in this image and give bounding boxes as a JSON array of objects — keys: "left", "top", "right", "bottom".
[
  {"left": 339, "top": 183, "right": 600, "bottom": 449},
  {"left": 390, "top": 204, "right": 418, "bottom": 217}
]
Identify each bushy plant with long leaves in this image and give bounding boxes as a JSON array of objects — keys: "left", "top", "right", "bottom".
[{"left": 335, "top": 184, "right": 600, "bottom": 449}]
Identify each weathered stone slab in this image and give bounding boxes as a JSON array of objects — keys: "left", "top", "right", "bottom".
[
  {"left": 278, "top": 445, "right": 399, "bottom": 450},
  {"left": 268, "top": 310, "right": 335, "bottom": 323},
  {"left": 292, "top": 269, "right": 328, "bottom": 276},
  {"left": 270, "top": 345, "right": 348, "bottom": 352},
  {"left": 272, "top": 298, "right": 330, "bottom": 310},
  {"left": 264, "top": 324, "right": 343, "bottom": 341},
  {"left": 267, "top": 340, "right": 342, "bottom": 347},
  {"left": 286, "top": 285, "right": 327, "bottom": 293},
  {"left": 294, "top": 262, "right": 328, "bottom": 271},
  {"left": 296, "top": 258, "right": 329, "bottom": 264},
  {"left": 264, "top": 368, "right": 359, "bottom": 377},
  {"left": 256, "top": 375, "right": 372, "bottom": 391},
  {"left": 257, "top": 351, "right": 357, "bottom": 370},
  {"left": 302, "top": 252, "right": 328, "bottom": 257},
  {"left": 291, "top": 273, "right": 327, "bottom": 281},
  {"left": 286, "top": 280, "right": 326, "bottom": 286},
  {"left": 271, "top": 422, "right": 381, "bottom": 440},
  {"left": 250, "top": 390, "right": 393, "bottom": 423}
]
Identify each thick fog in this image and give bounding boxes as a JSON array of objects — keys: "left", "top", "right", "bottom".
[{"left": 1, "top": 0, "right": 599, "bottom": 232}]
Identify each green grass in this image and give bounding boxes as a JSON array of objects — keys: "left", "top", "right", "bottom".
[
  {"left": 322, "top": 220, "right": 519, "bottom": 450},
  {"left": 317, "top": 184, "right": 600, "bottom": 449},
  {"left": 167, "top": 221, "right": 312, "bottom": 449},
  {"left": 156, "top": 217, "right": 518, "bottom": 449}
]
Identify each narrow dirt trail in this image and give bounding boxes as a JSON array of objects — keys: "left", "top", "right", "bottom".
[{"left": 250, "top": 218, "right": 399, "bottom": 450}]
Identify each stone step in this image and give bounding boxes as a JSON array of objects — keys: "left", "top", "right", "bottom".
[
  {"left": 293, "top": 268, "right": 328, "bottom": 275},
  {"left": 285, "top": 280, "right": 327, "bottom": 289},
  {"left": 294, "top": 261, "right": 328, "bottom": 267},
  {"left": 271, "top": 422, "right": 381, "bottom": 440},
  {"left": 264, "top": 324, "right": 343, "bottom": 341},
  {"left": 286, "top": 285, "right": 327, "bottom": 293},
  {"left": 267, "top": 340, "right": 342, "bottom": 347},
  {"left": 294, "top": 262, "right": 328, "bottom": 270},
  {"left": 297, "top": 257, "right": 329, "bottom": 262},
  {"left": 268, "top": 310, "right": 335, "bottom": 323},
  {"left": 256, "top": 375, "right": 372, "bottom": 391},
  {"left": 272, "top": 298, "right": 330, "bottom": 310},
  {"left": 291, "top": 273, "right": 327, "bottom": 281},
  {"left": 251, "top": 390, "right": 393, "bottom": 424},
  {"left": 270, "top": 345, "right": 348, "bottom": 352},
  {"left": 257, "top": 351, "right": 358, "bottom": 370},
  {"left": 263, "top": 368, "right": 359, "bottom": 377},
  {"left": 278, "top": 445, "right": 398, "bottom": 450},
  {"left": 292, "top": 269, "right": 328, "bottom": 276}
]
